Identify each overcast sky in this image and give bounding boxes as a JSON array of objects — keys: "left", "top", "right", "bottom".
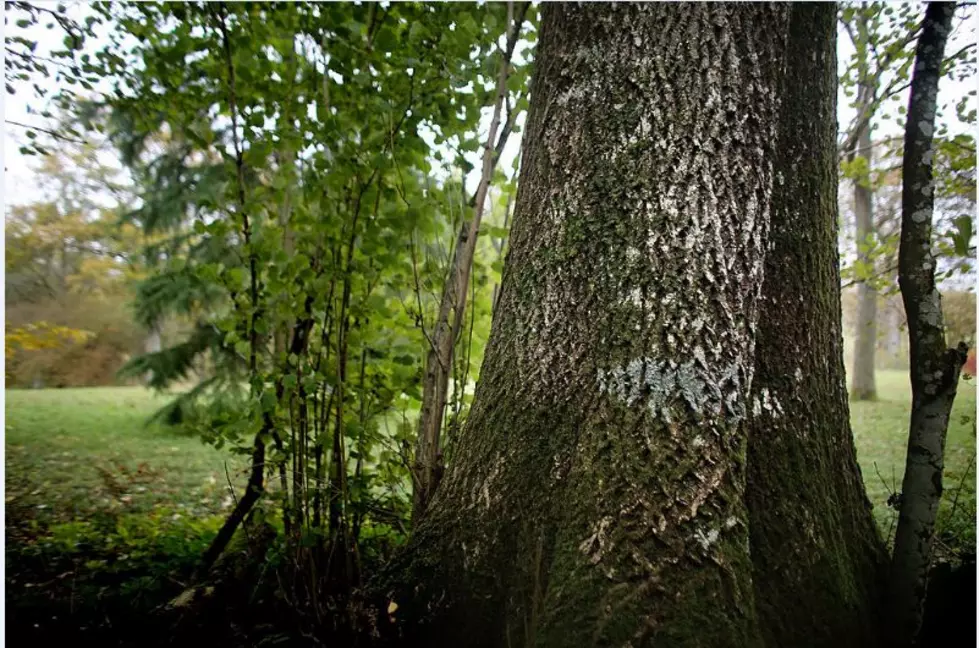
[{"left": 3, "top": 4, "right": 976, "bottom": 211}]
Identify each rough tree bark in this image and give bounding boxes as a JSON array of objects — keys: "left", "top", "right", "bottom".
[
  {"left": 851, "top": 124, "right": 880, "bottom": 400},
  {"left": 379, "top": 4, "right": 792, "bottom": 645},
  {"left": 745, "top": 5, "right": 887, "bottom": 647},
  {"left": 890, "top": 3, "right": 967, "bottom": 645},
  {"left": 412, "top": 1, "right": 528, "bottom": 521}
]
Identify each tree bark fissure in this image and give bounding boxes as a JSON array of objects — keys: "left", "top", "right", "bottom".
[
  {"left": 891, "top": 3, "right": 966, "bottom": 645},
  {"left": 382, "top": 5, "right": 793, "bottom": 645}
]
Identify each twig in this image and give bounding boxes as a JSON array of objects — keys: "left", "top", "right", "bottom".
[
  {"left": 942, "top": 444, "right": 976, "bottom": 531},
  {"left": 5, "top": 119, "right": 86, "bottom": 144},
  {"left": 874, "top": 460, "right": 898, "bottom": 500}
]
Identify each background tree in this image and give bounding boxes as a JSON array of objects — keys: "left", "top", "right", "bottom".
[
  {"left": 4, "top": 130, "right": 149, "bottom": 388},
  {"left": 842, "top": 6, "right": 890, "bottom": 400}
]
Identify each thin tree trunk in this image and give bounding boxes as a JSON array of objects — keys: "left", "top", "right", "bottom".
[
  {"left": 195, "top": 309, "right": 315, "bottom": 579},
  {"left": 143, "top": 321, "right": 162, "bottom": 385},
  {"left": 194, "top": 4, "right": 269, "bottom": 581},
  {"left": 882, "top": 298, "right": 906, "bottom": 367},
  {"left": 852, "top": 124, "right": 879, "bottom": 399},
  {"left": 846, "top": 11, "right": 883, "bottom": 401},
  {"left": 412, "top": 1, "right": 529, "bottom": 522},
  {"left": 144, "top": 322, "right": 163, "bottom": 354},
  {"left": 745, "top": 6, "right": 887, "bottom": 647},
  {"left": 891, "top": 4, "right": 967, "bottom": 645},
  {"left": 195, "top": 429, "right": 267, "bottom": 579},
  {"left": 325, "top": 178, "right": 372, "bottom": 594},
  {"left": 273, "top": 47, "right": 298, "bottom": 368},
  {"left": 378, "top": 5, "right": 791, "bottom": 644}
]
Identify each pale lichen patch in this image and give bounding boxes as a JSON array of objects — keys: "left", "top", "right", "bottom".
[
  {"left": 694, "top": 527, "right": 721, "bottom": 551},
  {"left": 472, "top": 454, "right": 505, "bottom": 511},
  {"left": 579, "top": 516, "right": 614, "bottom": 565},
  {"left": 597, "top": 357, "right": 746, "bottom": 424},
  {"left": 751, "top": 387, "right": 784, "bottom": 418}
]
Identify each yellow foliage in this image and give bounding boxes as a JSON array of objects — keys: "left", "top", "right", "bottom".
[{"left": 5, "top": 321, "right": 93, "bottom": 356}]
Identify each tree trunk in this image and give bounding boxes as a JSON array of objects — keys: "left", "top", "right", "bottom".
[
  {"left": 851, "top": 122, "right": 879, "bottom": 399},
  {"left": 143, "top": 321, "right": 163, "bottom": 385},
  {"left": 378, "top": 5, "right": 792, "bottom": 645},
  {"left": 891, "top": 4, "right": 966, "bottom": 645},
  {"left": 745, "top": 5, "right": 887, "bottom": 647},
  {"left": 847, "top": 10, "right": 882, "bottom": 402}
]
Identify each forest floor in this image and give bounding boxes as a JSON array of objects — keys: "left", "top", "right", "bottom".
[{"left": 4, "top": 373, "right": 976, "bottom": 644}]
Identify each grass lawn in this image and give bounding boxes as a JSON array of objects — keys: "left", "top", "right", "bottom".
[
  {"left": 850, "top": 369, "right": 977, "bottom": 555},
  {"left": 4, "top": 387, "right": 244, "bottom": 533},
  {"left": 5, "top": 375, "right": 974, "bottom": 548}
]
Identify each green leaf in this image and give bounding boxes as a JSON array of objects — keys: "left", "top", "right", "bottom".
[
  {"left": 951, "top": 216, "right": 973, "bottom": 257},
  {"left": 260, "top": 390, "right": 277, "bottom": 413},
  {"left": 226, "top": 267, "right": 247, "bottom": 287},
  {"left": 483, "top": 225, "right": 509, "bottom": 239},
  {"left": 235, "top": 340, "right": 251, "bottom": 358}
]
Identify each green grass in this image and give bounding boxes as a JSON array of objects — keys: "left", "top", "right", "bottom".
[
  {"left": 850, "top": 369, "right": 977, "bottom": 556},
  {"left": 5, "top": 387, "right": 244, "bottom": 531},
  {"left": 4, "top": 375, "right": 975, "bottom": 553}
]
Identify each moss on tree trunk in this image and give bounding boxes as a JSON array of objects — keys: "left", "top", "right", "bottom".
[{"left": 745, "top": 5, "right": 888, "bottom": 647}]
